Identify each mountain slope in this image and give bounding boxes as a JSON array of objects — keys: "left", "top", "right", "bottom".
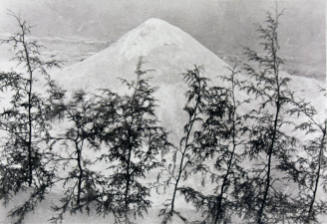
[
  {"left": 57, "top": 18, "right": 230, "bottom": 88},
  {"left": 55, "top": 17, "right": 325, "bottom": 139},
  {"left": 55, "top": 18, "right": 233, "bottom": 143}
]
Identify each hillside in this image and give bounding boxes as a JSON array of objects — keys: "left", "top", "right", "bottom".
[{"left": 55, "top": 18, "right": 325, "bottom": 141}]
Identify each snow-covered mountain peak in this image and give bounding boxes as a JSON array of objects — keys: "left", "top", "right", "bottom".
[
  {"left": 114, "top": 17, "right": 203, "bottom": 59},
  {"left": 140, "top": 17, "right": 175, "bottom": 30},
  {"left": 57, "top": 18, "right": 230, "bottom": 91}
]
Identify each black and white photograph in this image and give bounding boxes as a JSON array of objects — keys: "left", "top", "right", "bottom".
[{"left": 0, "top": 0, "right": 325, "bottom": 223}]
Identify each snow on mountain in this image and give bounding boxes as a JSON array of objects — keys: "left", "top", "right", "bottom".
[
  {"left": 56, "top": 18, "right": 229, "bottom": 89},
  {"left": 54, "top": 17, "right": 234, "bottom": 145},
  {"left": 55, "top": 17, "right": 325, "bottom": 140}
]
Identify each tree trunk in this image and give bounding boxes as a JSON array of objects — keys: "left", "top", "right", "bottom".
[
  {"left": 213, "top": 71, "right": 238, "bottom": 224},
  {"left": 307, "top": 130, "right": 326, "bottom": 221},
  {"left": 257, "top": 27, "right": 280, "bottom": 223},
  {"left": 124, "top": 133, "right": 133, "bottom": 213},
  {"left": 22, "top": 31, "right": 34, "bottom": 187},
  {"left": 76, "top": 141, "right": 83, "bottom": 205},
  {"left": 170, "top": 100, "right": 199, "bottom": 214}
]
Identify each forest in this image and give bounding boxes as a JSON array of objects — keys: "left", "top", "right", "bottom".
[{"left": 0, "top": 7, "right": 326, "bottom": 224}]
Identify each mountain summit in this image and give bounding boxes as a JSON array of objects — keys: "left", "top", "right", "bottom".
[
  {"left": 57, "top": 18, "right": 229, "bottom": 90},
  {"left": 115, "top": 17, "right": 197, "bottom": 59}
]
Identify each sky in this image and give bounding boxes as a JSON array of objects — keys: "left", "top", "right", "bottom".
[{"left": 0, "top": 0, "right": 325, "bottom": 77}]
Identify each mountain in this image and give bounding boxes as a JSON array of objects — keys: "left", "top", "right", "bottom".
[
  {"left": 55, "top": 18, "right": 325, "bottom": 140},
  {"left": 55, "top": 18, "right": 234, "bottom": 143},
  {"left": 57, "top": 18, "right": 230, "bottom": 88}
]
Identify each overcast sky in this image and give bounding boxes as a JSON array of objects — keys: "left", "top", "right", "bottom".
[{"left": 0, "top": 0, "right": 325, "bottom": 66}]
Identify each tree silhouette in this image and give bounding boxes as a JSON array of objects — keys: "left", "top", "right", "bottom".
[
  {"left": 287, "top": 91, "right": 327, "bottom": 223},
  {"left": 174, "top": 64, "right": 249, "bottom": 224},
  {"left": 0, "top": 13, "right": 61, "bottom": 224},
  {"left": 240, "top": 8, "right": 305, "bottom": 223},
  {"left": 49, "top": 90, "right": 112, "bottom": 223},
  {"left": 159, "top": 66, "right": 209, "bottom": 223},
  {"left": 94, "top": 59, "right": 171, "bottom": 223}
]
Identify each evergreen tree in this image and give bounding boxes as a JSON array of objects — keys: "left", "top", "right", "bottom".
[
  {"left": 49, "top": 90, "right": 112, "bottom": 223},
  {"left": 240, "top": 8, "right": 302, "bottom": 223},
  {"left": 287, "top": 92, "right": 327, "bottom": 223},
  {"left": 160, "top": 66, "right": 209, "bottom": 223},
  {"left": 94, "top": 59, "right": 170, "bottom": 223},
  {"left": 0, "top": 13, "right": 61, "bottom": 224},
  {"left": 177, "top": 64, "right": 249, "bottom": 224}
]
